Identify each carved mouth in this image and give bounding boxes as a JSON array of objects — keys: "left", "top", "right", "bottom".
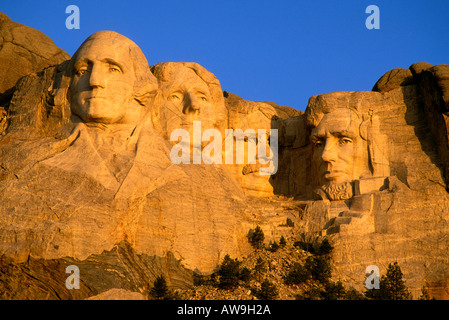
[
  {"left": 86, "top": 96, "right": 107, "bottom": 100},
  {"left": 323, "top": 170, "right": 346, "bottom": 180}
]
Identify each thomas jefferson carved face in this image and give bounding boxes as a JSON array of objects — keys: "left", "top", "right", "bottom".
[
  {"left": 311, "top": 108, "right": 369, "bottom": 187},
  {"left": 161, "top": 66, "right": 215, "bottom": 138},
  {"left": 150, "top": 62, "right": 227, "bottom": 151},
  {"left": 69, "top": 33, "right": 143, "bottom": 125}
]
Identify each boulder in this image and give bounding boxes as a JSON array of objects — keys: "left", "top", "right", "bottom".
[{"left": 0, "top": 12, "right": 69, "bottom": 95}]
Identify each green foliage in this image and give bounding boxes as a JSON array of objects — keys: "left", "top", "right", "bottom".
[
  {"left": 364, "top": 262, "right": 413, "bottom": 300},
  {"left": 239, "top": 267, "right": 252, "bottom": 283},
  {"left": 304, "top": 256, "right": 332, "bottom": 284},
  {"left": 299, "top": 280, "right": 365, "bottom": 300},
  {"left": 217, "top": 254, "right": 241, "bottom": 289},
  {"left": 268, "top": 241, "right": 279, "bottom": 252},
  {"left": 293, "top": 238, "right": 333, "bottom": 256},
  {"left": 279, "top": 236, "right": 287, "bottom": 248},
  {"left": 254, "top": 257, "right": 267, "bottom": 282},
  {"left": 316, "top": 238, "right": 333, "bottom": 255},
  {"left": 293, "top": 240, "right": 315, "bottom": 254},
  {"left": 344, "top": 287, "right": 366, "bottom": 300},
  {"left": 150, "top": 275, "right": 171, "bottom": 300},
  {"left": 321, "top": 281, "right": 350, "bottom": 300},
  {"left": 284, "top": 240, "right": 333, "bottom": 286},
  {"left": 418, "top": 285, "right": 434, "bottom": 300},
  {"left": 284, "top": 262, "right": 310, "bottom": 285},
  {"left": 248, "top": 226, "right": 265, "bottom": 249},
  {"left": 285, "top": 255, "right": 333, "bottom": 286},
  {"left": 255, "top": 279, "right": 279, "bottom": 300}
]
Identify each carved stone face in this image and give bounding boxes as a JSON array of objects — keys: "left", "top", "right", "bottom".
[
  {"left": 311, "top": 108, "right": 369, "bottom": 187},
  {"left": 160, "top": 66, "right": 215, "bottom": 141},
  {"left": 69, "top": 38, "right": 136, "bottom": 124}
]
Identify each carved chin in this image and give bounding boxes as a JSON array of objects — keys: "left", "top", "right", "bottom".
[
  {"left": 73, "top": 100, "right": 127, "bottom": 124},
  {"left": 317, "top": 181, "right": 354, "bottom": 201}
]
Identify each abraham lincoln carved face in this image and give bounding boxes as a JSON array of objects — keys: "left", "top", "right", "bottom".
[
  {"left": 310, "top": 108, "right": 369, "bottom": 187},
  {"left": 306, "top": 93, "right": 376, "bottom": 201}
]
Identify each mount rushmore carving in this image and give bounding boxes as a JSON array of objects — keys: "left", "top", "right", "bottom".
[{"left": 1, "top": 13, "right": 449, "bottom": 299}]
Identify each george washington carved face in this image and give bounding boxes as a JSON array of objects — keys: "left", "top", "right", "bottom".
[{"left": 68, "top": 31, "right": 156, "bottom": 125}]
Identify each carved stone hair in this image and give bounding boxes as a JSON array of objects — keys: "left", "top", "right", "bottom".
[{"left": 305, "top": 91, "right": 363, "bottom": 129}]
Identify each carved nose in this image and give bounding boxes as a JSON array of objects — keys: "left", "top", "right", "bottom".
[
  {"left": 183, "top": 93, "right": 200, "bottom": 114},
  {"left": 321, "top": 140, "right": 338, "bottom": 163},
  {"left": 89, "top": 66, "right": 105, "bottom": 89}
]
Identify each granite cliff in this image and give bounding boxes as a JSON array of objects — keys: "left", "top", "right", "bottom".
[{"left": 0, "top": 13, "right": 448, "bottom": 299}]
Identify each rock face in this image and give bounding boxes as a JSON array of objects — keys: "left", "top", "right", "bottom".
[
  {"left": 0, "top": 12, "right": 69, "bottom": 140},
  {"left": 0, "top": 29, "right": 262, "bottom": 299},
  {"left": 1, "top": 12, "right": 449, "bottom": 300},
  {"left": 0, "top": 12, "right": 69, "bottom": 95},
  {"left": 281, "top": 63, "right": 449, "bottom": 299}
]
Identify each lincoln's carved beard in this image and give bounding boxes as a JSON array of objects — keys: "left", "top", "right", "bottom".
[{"left": 316, "top": 181, "right": 354, "bottom": 201}]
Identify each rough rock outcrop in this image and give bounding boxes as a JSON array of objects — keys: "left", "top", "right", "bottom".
[
  {"left": 276, "top": 63, "right": 449, "bottom": 299},
  {"left": 0, "top": 13, "right": 69, "bottom": 96}
]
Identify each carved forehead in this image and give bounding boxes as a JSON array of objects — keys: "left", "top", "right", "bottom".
[
  {"left": 73, "top": 39, "right": 134, "bottom": 70},
  {"left": 305, "top": 91, "right": 367, "bottom": 128},
  {"left": 161, "top": 67, "right": 211, "bottom": 93},
  {"left": 151, "top": 61, "right": 227, "bottom": 119},
  {"left": 311, "top": 108, "right": 361, "bottom": 137}
]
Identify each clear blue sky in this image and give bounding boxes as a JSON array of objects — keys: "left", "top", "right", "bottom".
[{"left": 2, "top": 0, "right": 449, "bottom": 111}]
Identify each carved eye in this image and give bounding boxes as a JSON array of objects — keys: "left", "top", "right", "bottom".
[
  {"left": 168, "top": 93, "right": 181, "bottom": 101},
  {"left": 313, "top": 140, "right": 323, "bottom": 148},
  {"left": 199, "top": 96, "right": 208, "bottom": 102},
  {"left": 76, "top": 68, "right": 87, "bottom": 76},
  {"left": 109, "top": 66, "right": 121, "bottom": 73},
  {"left": 339, "top": 137, "right": 353, "bottom": 145}
]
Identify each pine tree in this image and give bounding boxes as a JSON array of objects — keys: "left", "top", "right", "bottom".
[
  {"left": 150, "top": 275, "right": 170, "bottom": 300},
  {"left": 254, "top": 257, "right": 267, "bottom": 282},
  {"left": 317, "top": 238, "right": 333, "bottom": 255},
  {"left": 217, "top": 254, "right": 241, "bottom": 289},
  {"left": 279, "top": 236, "right": 287, "bottom": 248},
  {"left": 284, "top": 262, "right": 310, "bottom": 285},
  {"left": 304, "top": 256, "right": 332, "bottom": 284},
  {"left": 256, "top": 279, "right": 279, "bottom": 300},
  {"left": 239, "top": 266, "right": 252, "bottom": 283},
  {"left": 268, "top": 241, "right": 279, "bottom": 252},
  {"left": 248, "top": 226, "right": 265, "bottom": 249},
  {"left": 365, "top": 262, "right": 412, "bottom": 300},
  {"left": 418, "top": 285, "right": 433, "bottom": 300}
]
